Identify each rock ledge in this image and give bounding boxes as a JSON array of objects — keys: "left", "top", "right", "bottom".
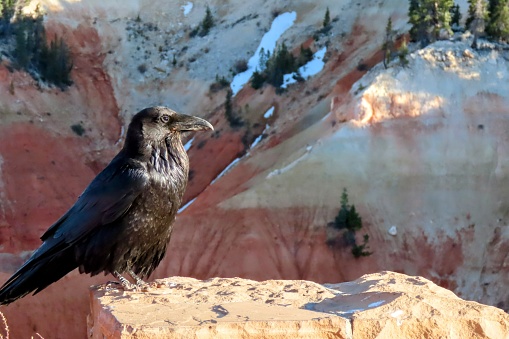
[{"left": 88, "top": 271, "right": 509, "bottom": 338}]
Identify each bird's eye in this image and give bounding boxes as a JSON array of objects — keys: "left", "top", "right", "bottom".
[{"left": 160, "top": 115, "right": 170, "bottom": 123}]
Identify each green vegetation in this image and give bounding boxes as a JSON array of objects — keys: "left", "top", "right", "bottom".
[
  {"left": 249, "top": 43, "right": 313, "bottom": 91},
  {"left": 408, "top": 0, "right": 454, "bottom": 45},
  {"left": 451, "top": 4, "right": 462, "bottom": 27},
  {"left": 408, "top": 0, "right": 509, "bottom": 46},
  {"left": 382, "top": 17, "right": 394, "bottom": 69},
  {"left": 326, "top": 188, "right": 372, "bottom": 258},
  {"left": 224, "top": 89, "right": 243, "bottom": 127},
  {"left": 323, "top": 7, "right": 330, "bottom": 28},
  {"left": 201, "top": 6, "right": 214, "bottom": 36},
  {"left": 71, "top": 123, "right": 85, "bottom": 136},
  {"left": 486, "top": 0, "right": 509, "bottom": 42},
  {"left": 0, "top": 1, "right": 73, "bottom": 89},
  {"left": 209, "top": 74, "right": 229, "bottom": 93},
  {"left": 191, "top": 5, "right": 215, "bottom": 37}
]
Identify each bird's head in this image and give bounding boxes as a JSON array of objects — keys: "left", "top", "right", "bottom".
[{"left": 125, "top": 106, "right": 213, "bottom": 155}]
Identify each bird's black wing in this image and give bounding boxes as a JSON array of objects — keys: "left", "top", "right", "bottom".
[
  {"left": 0, "top": 157, "right": 149, "bottom": 305},
  {"left": 41, "top": 158, "right": 148, "bottom": 244}
]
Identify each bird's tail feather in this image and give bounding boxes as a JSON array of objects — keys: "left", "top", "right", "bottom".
[{"left": 0, "top": 246, "right": 77, "bottom": 305}]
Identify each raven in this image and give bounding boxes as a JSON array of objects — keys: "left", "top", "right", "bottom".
[{"left": 0, "top": 106, "right": 213, "bottom": 305}]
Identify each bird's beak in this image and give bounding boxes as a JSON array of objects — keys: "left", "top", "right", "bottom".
[{"left": 173, "top": 114, "right": 214, "bottom": 132}]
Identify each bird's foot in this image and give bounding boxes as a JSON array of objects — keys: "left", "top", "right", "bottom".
[
  {"left": 127, "top": 269, "right": 151, "bottom": 292},
  {"left": 112, "top": 271, "right": 140, "bottom": 291}
]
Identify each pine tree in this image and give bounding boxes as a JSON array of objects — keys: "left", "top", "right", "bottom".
[
  {"left": 486, "top": 0, "right": 509, "bottom": 41},
  {"left": 224, "top": 89, "right": 242, "bottom": 127},
  {"left": 409, "top": 0, "right": 454, "bottom": 45},
  {"left": 258, "top": 47, "right": 269, "bottom": 71},
  {"left": 13, "top": 17, "right": 29, "bottom": 68},
  {"left": 323, "top": 7, "right": 330, "bottom": 28},
  {"left": 451, "top": 4, "right": 462, "bottom": 27},
  {"left": 250, "top": 70, "right": 265, "bottom": 89},
  {"left": 264, "top": 42, "right": 296, "bottom": 87},
  {"left": 0, "top": 0, "right": 15, "bottom": 36},
  {"left": 39, "top": 35, "right": 73, "bottom": 88},
  {"left": 382, "top": 17, "right": 394, "bottom": 68},
  {"left": 408, "top": 0, "right": 424, "bottom": 42},
  {"left": 199, "top": 5, "right": 214, "bottom": 36},
  {"left": 333, "top": 188, "right": 363, "bottom": 231}
]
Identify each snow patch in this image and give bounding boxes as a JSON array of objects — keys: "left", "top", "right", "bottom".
[
  {"left": 281, "top": 47, "right": 327, "bottom": 88},
  {"left": 250, "top": 124, "right": 269, "bottom": 149},
  {"left": 178, "top": 197, "right": 196, "bottom": 213},
  {"left": 321, "top": 111, "right": 331, "bottom": 121},
  {"left": 182, "top": 2, "right": 193, "bottom": 16},
  {"left": 388, "top": 225, "right": 397, "bottom": 236},
  {"left": 211, "top": 157, "right": 241, "bottom": 184},
  {"left": 230, "top": 12, "right": 297, "bottom": 96},
  {"left": 264, "top": 106, "right": 274, "bottom": 119},
  {"left": 266, "top": 143, "right": 316, "bottom": 178}
]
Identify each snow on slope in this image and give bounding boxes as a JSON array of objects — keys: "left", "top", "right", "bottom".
[
  {"left": 230, "top": 12, "right": 297, "bottom": 96},
  {"left": 281, "top": 47, "right": 327, "bottom": 88}
]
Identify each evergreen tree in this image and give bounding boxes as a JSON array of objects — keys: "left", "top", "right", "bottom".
[
  {"left": 264, "top": 42, "right": 295, "bottom": 87},
  {"left": 486, "top": 0, "right": 509, "bottom": 41},
  {"left": 258, "top": 47, "right": 269, "bottom": 71},
  {"left": 38, "top": 35, "right": 73, "bottom": 88},
  {"left": 199, "top": 5, "right": 214, "bottom": 36},
  {"left": 250, "top": 70, "right": 265, "bottom": 89},
  {"left": 451, "top": 4, "right": 462, "bottom": 27},
  {"left": 409, "top": 0, "right": 454, "bottom": 45},
  {"left": 0, "top": 0, "right": 15, "bottom": 36},
  {"left": 382, "top": 17, "right": 394, "bottom": 68},
  {"left": 327, "top": 188, "right": 372, "bottom": 258},
  {"left": 323, "top": 7, "right": 330, "bottom": 28},
  {"left": 333, "top": 188, "right": 362, "bottom": 231},
  {"left": 224, "top": 89, "right": 242, "bottom": 127},
  {"left": 13, "top": 18, "right": 29, "bottom": 68}
]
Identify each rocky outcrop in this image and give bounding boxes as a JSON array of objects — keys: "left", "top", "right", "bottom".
[{"left": 88, "top": 271, "right": 509, "bottom": 338}]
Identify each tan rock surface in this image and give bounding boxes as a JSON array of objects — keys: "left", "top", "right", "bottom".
[{"left": 88, "top": 272, "right": 509, "bottom": 339}]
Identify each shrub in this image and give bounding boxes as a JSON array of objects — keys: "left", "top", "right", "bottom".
[
  {"left": 250, "top": 70, "right": 265, "bottom": 89},
  {"left": 233, "top": 59, "right": 248, "bottom": 73},
  {"left": 209, "top": 74, "right": 229, "bottom": 93}
]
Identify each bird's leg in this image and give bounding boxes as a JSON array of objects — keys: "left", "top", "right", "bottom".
[
  {"left": 112, "top": 271, "right": 136, "bottom": 290},
  {"left": 127, "top": 269, "right": 150, "bottom": 290}
]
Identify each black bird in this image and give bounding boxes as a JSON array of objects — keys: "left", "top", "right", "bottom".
[{"left": 0, "top": 106, "right": 213, "bottom": 305}]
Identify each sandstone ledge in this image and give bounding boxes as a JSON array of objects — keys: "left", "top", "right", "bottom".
[{"left": 87, "top": 271, "right": 509, "bottom": 338}]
